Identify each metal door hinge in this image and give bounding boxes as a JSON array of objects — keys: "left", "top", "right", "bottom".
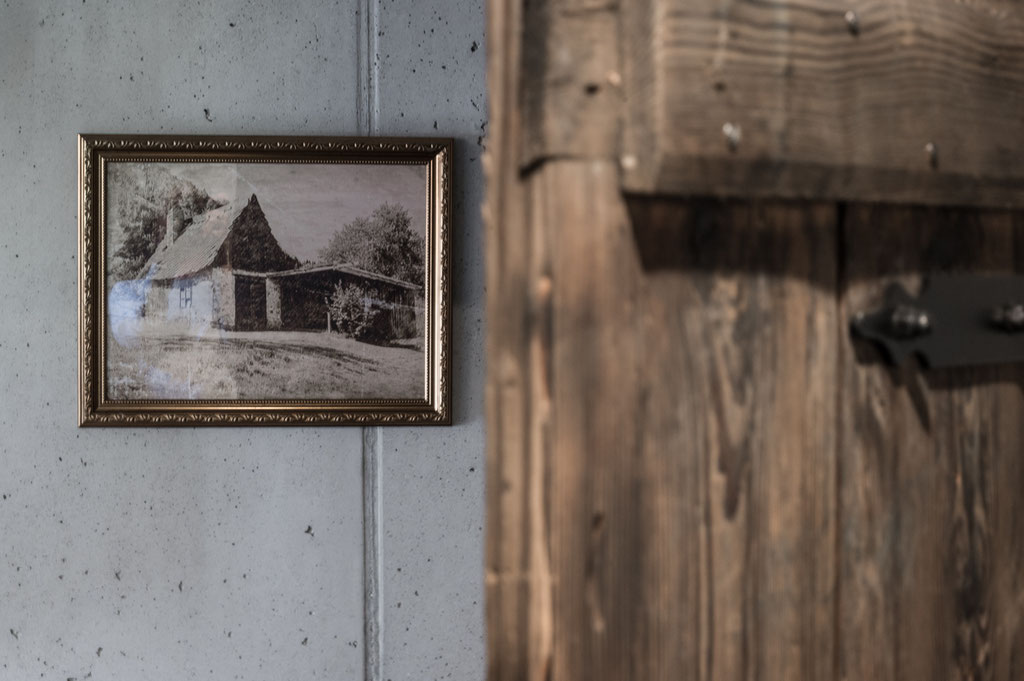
[{"left": 850, "top": 274, "right": 1024, "bottom": 369}]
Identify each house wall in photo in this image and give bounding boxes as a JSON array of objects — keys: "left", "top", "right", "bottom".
[
  {"left": 234, "top": 274, "right": 268, "bottom": 331},
  {"left": 266, "top": 277, "right": 284, "bottom": 329},
  {"left": 212, "top": 267, "right": 236, "bottom": 329},
  {"left": 0, "top": 1, "right": 485, "bottom": 680}
]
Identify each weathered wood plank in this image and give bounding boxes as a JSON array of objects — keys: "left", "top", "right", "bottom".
[
  {"left": 487, "top": 4, "right": 1024, "bottom": 681},
  {"left": 485, "top": 0, "right": 544, "bottom": 680},
  {"left": 546, "top": 160, "right": 642, "bottom": 681},
  {"left": 487, "top": 144, "right": 841, "bottom": 681},
  {"left": 520, "top": 0, "right": 622, "bottom": 166},
  {"left": 627, "top": 198, "right": 838, "bottom": 681},
  {"left": 838, "top": 206, "right": 1024, "bottom": 681},
  {"left": 618, "top": 0, "right": 1024, "bottom": 208}
]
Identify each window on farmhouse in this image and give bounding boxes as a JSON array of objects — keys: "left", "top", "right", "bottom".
[{"left": 179, "top": 281, "right": 193, "bottom": 309}]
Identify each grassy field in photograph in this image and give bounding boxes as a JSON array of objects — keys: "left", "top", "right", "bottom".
[{"left": 106, "top": 330, "right": 424, "bottom": 400}]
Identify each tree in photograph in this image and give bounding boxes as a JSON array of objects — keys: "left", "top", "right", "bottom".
[
  {"left": 329, "top": 282, "right": 392, "bottom": 344},
  {"left": 109, "top": 193, "right": 164, "bottom": 281},
  {"left": 317, "top": 203, "right": 424, "bottom": 285},
  {"left": 109, "top": 165, "right": 223, "bottom": 281}
]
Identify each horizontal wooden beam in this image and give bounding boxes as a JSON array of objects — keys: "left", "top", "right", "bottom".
[{"left": 617, "top": 0, "right": 1024, "bottom": 208}]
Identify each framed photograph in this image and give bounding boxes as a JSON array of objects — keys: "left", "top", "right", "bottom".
[{"left": 78, "top": 135, "right": 452, "bottom": 426}]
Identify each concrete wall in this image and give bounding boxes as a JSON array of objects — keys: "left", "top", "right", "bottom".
[{"left": 0, "top": 1, "right": 486, "bottom": 680}]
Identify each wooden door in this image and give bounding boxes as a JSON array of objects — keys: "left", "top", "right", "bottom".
[{"left": 484, "top": 2, "right": 1024, "bottom": 680}]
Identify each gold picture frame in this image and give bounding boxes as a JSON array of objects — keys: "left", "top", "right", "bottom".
[{"left": 78, "top": 134, "right": 452, "bottom": 426}]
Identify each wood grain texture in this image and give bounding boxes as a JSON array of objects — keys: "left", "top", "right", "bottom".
[
  {"left": 487, "top": 2, "right": 1024, "bottom": 680},
  {"left": 487, "top": 145, "right": 841, "bottom": 681},
  {"left": 520, "top": 0, "right": 622, "bottom": 166},
  {"left": 838, "top": 206, "right": 1024, "bottom": 681},
  {"left": 485, "top": 0, "right": 557, "bottom": 679},
  {"left": 619, "top": 0, "right": 1024, "bottom": 207},
  {"left": 627, "top": 199, "right": 838, "bottom": 681}
]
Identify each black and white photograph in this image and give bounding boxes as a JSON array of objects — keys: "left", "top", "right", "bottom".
[
  {"left": 79, "top": 136, "right": 451, "bottom": 426},
  {"left": 104, "top": 160, "right": 428, "bottom": 402}
]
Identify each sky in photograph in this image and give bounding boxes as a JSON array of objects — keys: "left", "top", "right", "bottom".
[{"left": 153, "top": 161, "right": 428, "bottom": 263}]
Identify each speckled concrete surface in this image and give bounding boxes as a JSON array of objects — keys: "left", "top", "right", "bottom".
[
  {"left": 372, "top": 2, "right": 489, "bottom": 671},
  {"left": 0, "top": 1, "right": 486, "bottom": 679},
  {"left": 376, "top": 2, "right": 488, "bottom": 678}
]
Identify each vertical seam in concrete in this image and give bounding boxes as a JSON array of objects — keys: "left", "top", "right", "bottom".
[
  {"left": 357, "top": 0, "right": 380, "bottom": 136},
  {"left": 356, "top": 0, "right": 368, "bottom": 134},
  {"left": 358, "top": 2, "right": 382, "bottom": 675},
  {"left": 359, "top": 1, "right": 384, "bottom": 678},
  {"left": 362, "top": 426, "right": 384, "bottom": 681},
  {"left": 359, "top": 2, "right": 383, "bottom": 677},
  {"left": 369, "top": 0, "right": 380, "bottom": 135}
]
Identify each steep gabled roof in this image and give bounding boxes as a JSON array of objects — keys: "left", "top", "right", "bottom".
[
  {"left": 139, "top": 194, "right": 299, "bottom": 280},
  {"left": 141, "top": 199, "right": 245, "bottom": 280}
]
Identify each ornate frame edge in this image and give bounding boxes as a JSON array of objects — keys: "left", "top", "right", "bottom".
[{"left": 77, "top": 134, "right": 454, "bottom": 427}]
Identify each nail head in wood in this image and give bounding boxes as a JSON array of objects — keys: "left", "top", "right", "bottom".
[
  {"left": 889, "top": 304, "right": 932, "bottom": 339},
  {"left": 722, "top": 122, "right": 742, "bottom": 151},
  {"left": 844, "top": 10, "right": 860, "bottom": 35}
]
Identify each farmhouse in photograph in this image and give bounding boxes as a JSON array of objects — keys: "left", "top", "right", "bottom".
[{"left": 124, "top": 193, "right": 422, "bottom": 334}]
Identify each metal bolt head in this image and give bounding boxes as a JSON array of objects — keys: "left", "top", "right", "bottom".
[
  {"left": 1010, "top": 306, "right": 1024, "bottom": 327},
  {"left": 992, "top": 302, "right": 1024, "bottom": 331},
  {"left": 889, "top": 304, "right": 932, "bottom": 339},
  {"left": 844, "top": 10, "right": 860, "bottom": 35},
  {"left": 722, "top": 122, "right": 742, "bottom": 151}
]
